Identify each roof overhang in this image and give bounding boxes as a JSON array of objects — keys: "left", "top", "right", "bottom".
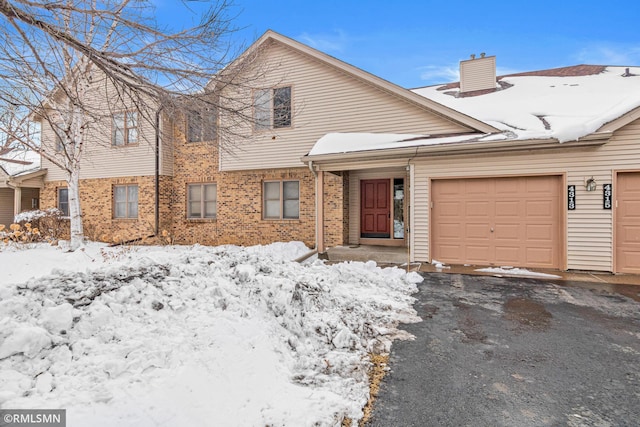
[
  {"left": 302, "top": 132, "right": 612, "bottom": 171},
  {"left": 3, "top": 168, "right": 47, "bottom": 188}
]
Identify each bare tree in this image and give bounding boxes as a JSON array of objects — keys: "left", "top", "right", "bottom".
[{"left": 0, "top": 0, "right": 260, "bottom": 250}]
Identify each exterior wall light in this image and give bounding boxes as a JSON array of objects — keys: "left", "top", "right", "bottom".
[{"left": 586, "top": 177, "right": 597, "bottom": 192}]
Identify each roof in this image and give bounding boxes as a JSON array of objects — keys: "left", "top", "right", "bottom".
[
  {"left": 412, "top": 65, "right": 640, "bottom": 142},
  {"left": 0, "top": 148, "right": 41, "bottom": 177}
]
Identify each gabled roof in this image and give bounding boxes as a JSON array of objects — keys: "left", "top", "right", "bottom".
[
  {"left": 241, "top": 30, "right": 497, "bottom": 135},
  {"left": 413, "top": 65, "right": 640, "bottom": 142}
]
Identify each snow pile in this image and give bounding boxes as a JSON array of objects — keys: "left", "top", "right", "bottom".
[
  {"left": 0, "top": 243, "right": 421, "bottom": 426},
  {"left": 475, "top": 266, "right": 561, "bottom": 279},
  {"left": 13, "top": 208, "right": 63, "bottom": 224}
]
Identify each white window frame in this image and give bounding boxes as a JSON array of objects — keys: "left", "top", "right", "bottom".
[
  {"left": 263, "top": 180, "right": 299, "bottom": 220},
  {"left": 187, "top": 183, "right": 217, "bottom": 219},
  {"left": 113, "top": 184, "right": 138, "bottom": 219}
]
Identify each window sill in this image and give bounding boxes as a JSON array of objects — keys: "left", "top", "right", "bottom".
[
  {"left": 112, "top": 218, "right": 138, "bottom": 221},
  {"left": 185, "top": 218, "right": 217, "bottom": 222},
  {"left": 262, "top": 218, "right": 300, "bottom": 222},
  {"left": 111, "top": 143, "right": 140, "bottom": 148}
]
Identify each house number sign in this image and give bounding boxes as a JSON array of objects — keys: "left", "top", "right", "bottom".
[
  {"left": 568, "top": 185, "right": 576, "bottom": 210},
  {"left": 603, "top": 183, "right": 612, "bottom": 210}
]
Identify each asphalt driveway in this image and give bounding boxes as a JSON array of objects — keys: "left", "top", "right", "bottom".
[{"left": 368, "top": 273, "right": 640, "bottom": 427}]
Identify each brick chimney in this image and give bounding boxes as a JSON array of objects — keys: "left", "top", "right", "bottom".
[{"left": 459, "top": 53, "right": 496, "bottom": 93}]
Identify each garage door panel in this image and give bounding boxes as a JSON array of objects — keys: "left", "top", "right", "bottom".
[
  {"left": 435, "top": 223, "right": 463, "bottom": 239},
  {"left": 465, "top": 202, "right": 490, "bottom": 217},
  {"left": 495, "top": 201, "right": 519, "bottom": 216},
  {"left": 619, "top": 225, "right": 640, "bottom": 244},
  {"left": 438, "top": 244, "right": 463, "bottom": 262},
  {"left": 466, "top": 223, "right": 490, "bottom": 239},
  {"left": 439, "top": 201, "right": 462, "bottom": 216},
  {"left": 465, "top": 180, "right": 492, "bottom": 195},
  {"left": 494, "top": 224, "right": 520, "bottom": 240},
  {"left": 619, "top": 200, "right": 640, "bottom": 217},
  {"left": 526, "top": 200, "right": 554, "bottom": 216},
  {"left": 432, "top": 176, "right": 560, "bottom": 269},
  {"left": 526, "top": 224, "right": 553, "bottom": 240},
  {"left": 495, "top": 246, "right": 521, "bottom": 263},
  {"left": 526, "top": 248, "right": 554, "bottom": 265},
  {"left": 466, "top": 245, "right": 492, "bottom": 263}
]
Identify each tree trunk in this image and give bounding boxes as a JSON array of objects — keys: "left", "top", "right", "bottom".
[{"left": 67, "top": 167, "right": 84, "bottom": 251}]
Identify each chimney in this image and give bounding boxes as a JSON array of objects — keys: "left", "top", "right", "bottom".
[{"left": 459, "top": 54, "right": 496, "bottom": 93}]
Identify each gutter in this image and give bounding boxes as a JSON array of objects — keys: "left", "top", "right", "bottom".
[{"left": 301, "top": 133, "right": 612, "bottom": 166}]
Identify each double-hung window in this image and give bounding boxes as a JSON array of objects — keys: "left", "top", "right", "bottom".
[
  {"left": 112, "top": 111, "right": 138, "bottom": 146},
  {"left": 263, "top": 180, "right": 299, "bottom": 219},
  {"left": 114, "top": 185, "right": 138, "bottom": 218},
  {"left": 58, "top": 188, "right": 69, "bottom": 217},
  {"left": 253, "top": 86, "right": 291, "bottom": 131},
  {"left": 187, "top": 183, "right": 217, "bottom": 219},
  {"left": 53, "top": 123, "right": 65, "bottom": 152},
  {"left": 187, "top": 108, "right": 216, "bottom": 143}
]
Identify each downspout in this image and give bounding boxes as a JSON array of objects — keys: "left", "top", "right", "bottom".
[
  {"left": 154, "top": 108, "right": 162, "bottom": 235},
  {"left": 308, "top": 160, "right": 318, "bottom": 251}
]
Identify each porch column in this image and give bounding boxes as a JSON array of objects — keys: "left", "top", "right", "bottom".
[
  {"left": 316, "top": 170, "right": 325, "bottom": 253},
  {"left": 13, "top": 186, "right": 22, "bottom": 217}
]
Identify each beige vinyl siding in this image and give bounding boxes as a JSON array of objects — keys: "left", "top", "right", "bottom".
[
  {"left": 220, "top": 43, "right": 472, "bottom": 171},
  {"left": 460, "top": 56, "right": 496, "bottom": 93},
  {"left": 412, "top": 118, "right": 640, "bottom": 272},
  {"left": 41, "top": 71, "right": 158, "bottom": 182},
  {"left": 0, "top": 188, "right": 14, "bottom": 226},
  {"left": 348, "top": 167, "right": 408, "bottom": 245}
]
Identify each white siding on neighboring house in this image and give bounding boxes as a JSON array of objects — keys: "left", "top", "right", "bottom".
[
  {"left": 0, "top": 188, "right": 14, "bottom": 226},
  {"left": 220, "top": 42, "right": 473, "bottom": 171},
  {"left": 411, "top": 118, "right": 640, "bottom": 272}
]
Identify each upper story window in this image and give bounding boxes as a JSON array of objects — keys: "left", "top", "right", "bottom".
[
  {"left": 58, "top": 188, "right": 69, "bottom": 217},
  {"left": 254, "top": 86, "right": 291, "bottom": 131},
  {"left": 54, "top": 123, "right": 65, "bottom": 152},
  {"left": 187, "top": 108, "right": 217, "bottom": 143},
  {"left": 112, "top": 111, "right": 138, "bottom": 146}
]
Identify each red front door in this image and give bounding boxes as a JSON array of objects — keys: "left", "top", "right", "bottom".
[{"left": 361, "top": 179, "right": 390, "bottom": 238}]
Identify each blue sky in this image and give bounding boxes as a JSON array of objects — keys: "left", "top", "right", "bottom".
[{"left": 155, "top": 0, "right": 640, "bottom": 88}]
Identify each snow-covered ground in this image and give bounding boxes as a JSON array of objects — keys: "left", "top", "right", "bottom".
[{"left": 0, "top": 241, "right": 422, "bottom": 426}]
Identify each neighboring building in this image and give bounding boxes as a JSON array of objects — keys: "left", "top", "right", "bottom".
[
  {"left": 0, "top": 148, "right": 45, "bottom": 227},
  {"left": 37, "top": 31, "right": 640, "bottom": 274}
]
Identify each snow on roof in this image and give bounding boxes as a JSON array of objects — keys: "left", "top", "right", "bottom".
[
  {"left": 412, "top": 66, "right": 640, "bottom": 142},
  {"left": 308, "top": 132, "right": 501, "bottom": 156},
  {"left": 0, "top": 148, "right": 41, "bottom": 177}
]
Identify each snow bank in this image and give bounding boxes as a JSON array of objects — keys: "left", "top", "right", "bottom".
[
  {"left": 0, "top": 243, "right": 421, "bottom": 426},
  {"left": 475, "top": 266, "right": 561, "bottom": 279}
]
